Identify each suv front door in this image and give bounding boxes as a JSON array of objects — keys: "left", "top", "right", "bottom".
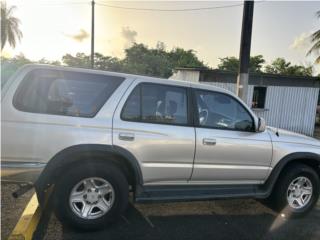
[
  {"left": 113, "top": 81, "right": 195, "bottom": 185},
  {"left": 190, "top": 89, "right": 272, "bottom": 184}
]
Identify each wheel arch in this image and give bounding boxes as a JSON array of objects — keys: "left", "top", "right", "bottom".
[
  {"left": 262, "top": 152, "right": 320, "bottom": 197},
  {"left": 34, "top": 144, "right": 143, "bottom": 204}
]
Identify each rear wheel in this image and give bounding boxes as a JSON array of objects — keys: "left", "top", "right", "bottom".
[
  {"left": 270, "top": 163, "right": 320, "bottom": 217},
  {"left": 53, "top": 161, "right": 129, "bottom": 230}
]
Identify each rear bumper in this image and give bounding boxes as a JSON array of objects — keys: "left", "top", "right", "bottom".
[{"left": 1, "top": 161, "right": 46, "bottom": 184}]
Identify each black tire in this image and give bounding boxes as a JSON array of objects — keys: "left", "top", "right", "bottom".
[
  {"left": 270, "top": 163, "right": 320, "bottom": 217},
  {"left": 53, "top": 161, "right": 129, "bottom": 230}
]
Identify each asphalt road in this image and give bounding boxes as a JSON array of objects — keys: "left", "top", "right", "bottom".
[
  {"left": 42, "top": 198, "right": 320, "bottom": 240},
  {"left": 2, "top": 184, "right": 320, "bottom": 240}
]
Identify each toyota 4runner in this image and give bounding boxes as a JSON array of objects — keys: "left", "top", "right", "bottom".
[{"left": 2, "top": 64, "right": 320, "bottom": 230}]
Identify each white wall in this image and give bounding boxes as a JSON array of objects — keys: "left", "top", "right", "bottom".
[{"left": 170, "top": 70, "right": 200, "bottom": 83}]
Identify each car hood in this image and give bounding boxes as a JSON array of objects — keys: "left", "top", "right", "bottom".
[{"left": 267, "top": 127, "right": 320, "bottom": 147}]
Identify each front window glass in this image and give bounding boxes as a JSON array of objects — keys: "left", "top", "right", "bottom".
[{"left": 195, "top": 90, "right": 254, "bottom": 131}]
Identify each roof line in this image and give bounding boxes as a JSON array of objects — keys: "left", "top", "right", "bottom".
[{"left": 174, "top": 67, "right": 320, "bottom": 81}]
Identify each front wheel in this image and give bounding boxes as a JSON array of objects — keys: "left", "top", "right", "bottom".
[
  {"left": 271, "top": 163, "right": 320, "bottom": 217},
  {"left": 53, "top": 161, "right": 129, "bottom": 230}
]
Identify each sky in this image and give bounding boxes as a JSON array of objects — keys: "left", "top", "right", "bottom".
[{"left": 2, "top": 0, "right": 320, "bottom": 73}]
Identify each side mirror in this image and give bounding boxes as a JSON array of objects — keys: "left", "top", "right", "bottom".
[{"left": 257, "top": 117, "right": 266, "bottom": 132}]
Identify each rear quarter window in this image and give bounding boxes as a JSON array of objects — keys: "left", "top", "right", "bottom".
[{"left": 13, "top": 69, "right": 124, "bottom": 117}]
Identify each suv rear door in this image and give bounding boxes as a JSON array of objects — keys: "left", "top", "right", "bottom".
[
  {"left": 190, "top": 88, "right": 272, "bottom": 184},
  {"left": 113, "top": 80, "right": 195, "bottom": 185}
]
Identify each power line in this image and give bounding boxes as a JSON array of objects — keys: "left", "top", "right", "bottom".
[
  {"left": 10, "top": 1, "right": 89, "bottom": 6},
  {"left": 12, "top": 1, "right": 265, "bottom": 9},
  {"left": 96, "top": 1, "right": 245, "bottom": 12},
  {"left": 40, "top": 2, "right": 88, "bottom": 6}
]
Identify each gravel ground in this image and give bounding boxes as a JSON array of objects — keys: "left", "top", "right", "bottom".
[{"left": 1, "top": 184, "right": 34, "bottom": 240}]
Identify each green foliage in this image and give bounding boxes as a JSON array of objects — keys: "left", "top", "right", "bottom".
[
  {"left": 93, "top": 53, "right": 123, "bottom": 71},
  {"left": 38, "top": 58, "right": 61, "bottom": 66},
  {"left": 250, "top": 55, "right": 266, "bottom": 73},
  {"left": 1, "top": 2, "right": 23, "bottom": 49},
  {"left": 217, "top": 55, "right": 265, "bottom": 73},
  {"left": 2, "top": 44, "right": 315, "bottom": 86},
  {"left": 62, "top": 53, "right": 91, "bottom": 68},
  {"left": 1, "top": 54, "right": 31, "bottom": 87},
  {"left": 265, "top": 58, "right": 313, "bottom": 76},
  {"left": 307, "top": 10, "right": 320, "bottom": 63},
  {"left": 217, "top": 56, "right": 239, "bottom": 72},
  {"left": 121, "top": 43, "right": 172, "bottom": 77},
  {"left": 1, "top": 54, "right": 61, "bottom": 88},
  {"left": 62, "top": 42, "right": 207, "bottom": 78},
  {"left": 62, "top": 52, "right": 124, "bottom": 72},
  {"left": 218, "top": 55, "right": 313, "bottom": 77},
  {"left": 169, "top": 47, "right": 206, "bottom": 69}
]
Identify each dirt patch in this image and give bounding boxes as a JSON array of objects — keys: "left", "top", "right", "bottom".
[{"left": 1, "top": 184, "right": 34, "bottom": 239}]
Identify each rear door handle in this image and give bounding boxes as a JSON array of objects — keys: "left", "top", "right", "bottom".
[
  {"left": 203, "top": 138, "right": 216, "bottom": 146},
  {"left": 119, "top": 133, "right": 135, "bottom": 141}
]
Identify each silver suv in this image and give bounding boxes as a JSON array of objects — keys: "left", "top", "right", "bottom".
[{"left": 2, "top": 64, "right": 320, "bottom": 230}]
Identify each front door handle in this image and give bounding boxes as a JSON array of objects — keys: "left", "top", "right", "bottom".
[
  {"left": 203, "top": 138, "right": 216, "bottom": 146},
  {"left": 119, "top": 133, "right": 135, "bottom": 141}
]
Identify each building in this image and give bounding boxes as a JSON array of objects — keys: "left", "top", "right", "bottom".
[{"left": 170, "top": 68, "right": 320, "bottom": 136}]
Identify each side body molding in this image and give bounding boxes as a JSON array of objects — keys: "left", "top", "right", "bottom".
[{"left": 34, "top": 144, "right": 143, "bottom": 204}]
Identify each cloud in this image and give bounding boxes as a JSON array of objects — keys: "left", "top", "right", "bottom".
[
  {"left": 64, "top": 29, "right": 89, "bottom": 42},
  {"left": 121, "top": 27, "right": 137, "bottom": 46},
  {"left": 289, "top": 32, "right": 311, "bottom": 50}
]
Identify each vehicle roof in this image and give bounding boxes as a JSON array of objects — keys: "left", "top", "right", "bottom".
[{"left": 23, "top": 64, "right": 232, "bottom": 95}]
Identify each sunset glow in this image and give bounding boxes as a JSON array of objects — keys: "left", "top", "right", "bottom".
[{"left": 3, "top": 0, "right": 320, "bottom": 72}]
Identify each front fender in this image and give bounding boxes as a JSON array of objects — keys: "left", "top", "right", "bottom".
[{"left": 259, "top": 152, "right": 320, "bottom": 197}]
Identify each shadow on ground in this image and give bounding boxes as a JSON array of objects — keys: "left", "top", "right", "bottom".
[{"left": 43, "top": 199, "right": 320, "bottom": 240}]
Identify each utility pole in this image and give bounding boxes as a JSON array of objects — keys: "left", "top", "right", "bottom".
[
  {"left": 237, "top": 0, "right": 254, "bottom": 102},
  {"left": 91, "top": 0, "right": 95, "bottom": 69}
]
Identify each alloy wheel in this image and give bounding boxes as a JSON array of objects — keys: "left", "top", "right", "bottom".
[{"left": 69, "top": 177, "right": 115, "bottom": 219}]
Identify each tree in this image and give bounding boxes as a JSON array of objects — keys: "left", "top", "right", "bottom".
[
  {"left": 38, "top": 58, "right": 61, "bottom": 66},
  {"left": 217, "top": 56, "right": 239, "bottom": 72},
  {"left": 123, "top": 43, "right": 206, "bottom": 77},
  {"left": 168, "top": 47, "right": 205, "bottom": 69},
  {"left": 62, "top": 52, "right": 123, "bottom": 72},
  {"left": 62, "top": 53, "right": 91, "bottom": 68},
  {"left": 121, "top": 43, "right": 171, "bottom": 77},
  {"left": 307, "top": 10, "right": 320, "bottom": 63},
  {"left": 1, "top": 54, "right": 31, "bottom": 87},
  {"left": 217, "top": 55, "right": 265, "bottom": 73},
  {"left": 265, "top": 58, "right": 313, "bottom": 76},
  {"left": 62, "top": 43, "right": 207, "bottom": 78},
  {"left": 1, "top": 2, "right": 23, "bottom": 50},
  {"left": 93, "top": 53, "right": 123, "bottom": 72},
  {"left": 1, "top": 55, "right": 61, "bottom": 87}
]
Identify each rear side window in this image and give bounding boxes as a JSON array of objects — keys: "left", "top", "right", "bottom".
[
  {"left": 13, "top": 69, "right": 124, "bottom": 117},
  {"left": 121, "top": 83, "right": 188, "bottom": 125}
]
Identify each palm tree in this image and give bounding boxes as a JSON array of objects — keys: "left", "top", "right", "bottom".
[
  {"left": 308, "top": 10, "right": 320, "bottom": 63},
  {"left": 1, "top": 2, "right": 23, "bottom": 50}
]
